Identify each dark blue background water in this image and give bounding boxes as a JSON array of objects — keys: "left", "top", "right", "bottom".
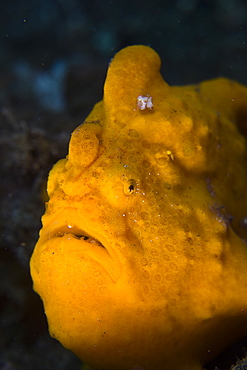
[{"left": 1, "top": 0, "right": 247, "bottom": 113}]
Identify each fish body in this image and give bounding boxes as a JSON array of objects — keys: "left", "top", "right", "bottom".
[{"left": 30, "top": 45, "right": 247, "bottom": 370}]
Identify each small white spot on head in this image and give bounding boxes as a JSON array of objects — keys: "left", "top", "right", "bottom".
[
  {"left": 137, "top": 95, "right": 153, "bottom": 110},
  {"left": 242, "top": 217, "right": 247, "bottom": 225}
]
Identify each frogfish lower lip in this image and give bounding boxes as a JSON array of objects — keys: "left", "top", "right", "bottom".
[{"left": 40, "top": 223, "right": 122, "bottom": 282}]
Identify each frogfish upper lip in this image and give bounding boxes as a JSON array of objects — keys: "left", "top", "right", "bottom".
[{"left": 39, "top": 215, "right": 122, "bottom": 282}]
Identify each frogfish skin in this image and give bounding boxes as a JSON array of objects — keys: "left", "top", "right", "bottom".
[{"left": 30, "top": 45, "right": 247, "bottom": 370}]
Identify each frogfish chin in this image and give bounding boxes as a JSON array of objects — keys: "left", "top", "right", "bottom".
[{"left": 30, "top": 45, "right": 247, "bottom": 370}]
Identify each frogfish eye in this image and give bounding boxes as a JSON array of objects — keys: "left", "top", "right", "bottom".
[{"left": 124, "top": 179, "right": 137, "bottom": 196}]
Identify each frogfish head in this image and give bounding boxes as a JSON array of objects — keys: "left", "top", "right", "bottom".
[{"left": 30, "top": 45, "right": 247, "bottom": 370}]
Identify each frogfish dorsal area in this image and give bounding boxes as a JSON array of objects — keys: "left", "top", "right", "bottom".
[{"left": 30, "top": 45, "right": 247, "bottom": 370}]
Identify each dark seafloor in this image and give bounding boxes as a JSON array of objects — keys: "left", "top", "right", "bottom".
[{"left": 1, "top": 1, "right": 247, "bottom": 369}]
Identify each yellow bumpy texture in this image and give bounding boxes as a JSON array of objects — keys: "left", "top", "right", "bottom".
[{"left": 30, "top": 45, "right": 247, "bottom": 370}]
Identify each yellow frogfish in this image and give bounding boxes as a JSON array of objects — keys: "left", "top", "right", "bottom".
[{"left": 30, "top": 45, "right": 247, "bottom": 370}]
